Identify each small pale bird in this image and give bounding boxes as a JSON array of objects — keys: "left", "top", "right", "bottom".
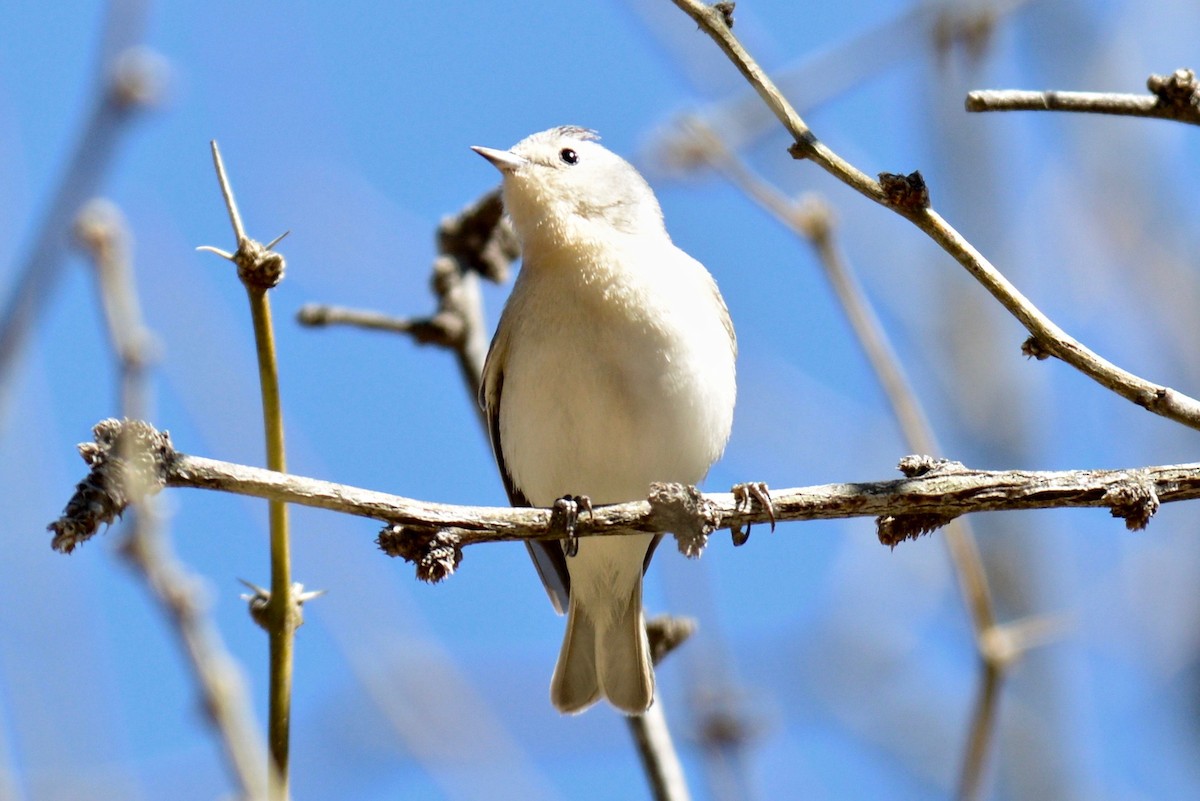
[{"left": 473, "top": 126, "right": 736, "bottom": 715}]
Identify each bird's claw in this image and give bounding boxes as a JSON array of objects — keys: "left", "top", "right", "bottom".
[
  {"left": 731, "top": 482, "right": 775, "bottom": 546},
  {"left": 552, "top": 495, "right": 593, "bottom": 557}
]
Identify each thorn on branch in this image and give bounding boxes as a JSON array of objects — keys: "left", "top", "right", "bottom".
[
  {"left": 1103, "top": 476, "right": 1159, "bottom": 531},
  {"left": 197, "top": 141, "right": 288, "bottom": 291},
  {"left": 48, "top": 419, "right": 175, "bottom": 553},
  {"left": 645, "top": 615, "right": 698, "bottom": 666},
  {"left": 879, "top": 171, "right": 930, "bottom": 211},
  {"left": 650, "top": 482, "right": 720, "bottom": 558},
  {"left": 240, "top": 579, "right": 324, "bottom": 630},
  {"left": 1021, "top": 335, "right": 1054, "bottom": 361},
  {"left": 377, "top": 525, "right": 463, "bottom": 583},
  {"left": 1147, "top": 68, "right": 1199, "bottom": 113},
  {"left": 897, "top": 455, "right": 966, "bottom": 478}
]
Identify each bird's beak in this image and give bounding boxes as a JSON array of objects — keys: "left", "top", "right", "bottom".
[{"left": 471, "top": 145, "right": 527, "bottom": 173}]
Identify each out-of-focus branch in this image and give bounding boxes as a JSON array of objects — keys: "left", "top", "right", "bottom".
[
  {"left": 0, "top": 38, "right": 165, "bottom": 427},
  {"left": 966, "top": 68, "right": 1200, "bottom": 126},
  {"left": 668, "top": 0, "right": 1200, "bottom": 433},
  {"left": 625, "top": 616, "right": 698, "bottom": 801},
  {"left": 298, "top": 189, "right": 517, "bottom": 427},
  {"left": 641, "top": 0, "right": 1034, "bottom": 166},
  {"left": 627, "top": 702, "right": 692, "bottom": 801},
  {"left": 73, "top": 202, "right": 268, "bottom": 800},
  {"left": 663, "top": 120, "right": 1044, "bottom": 798},
  {"left": 47, "top": 420, "right": 1192, "bottom": 559},
  {"left": 74, "top": 200, "right": 155, "bottom": 419}
]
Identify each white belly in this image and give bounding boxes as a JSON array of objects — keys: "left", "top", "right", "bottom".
[{"left": 498, "top": 257, "right": 734, "bottom": 508}]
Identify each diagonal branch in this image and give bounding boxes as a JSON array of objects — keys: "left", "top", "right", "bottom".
[
  {"left": 667, "top": 0, "right": 1200, "bottom": 432},
  {"left": 0, "top": 40, "right": 164, "bottom": 428}
]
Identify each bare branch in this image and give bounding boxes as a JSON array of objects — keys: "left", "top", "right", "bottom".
[
  {"left": 74, "top": 203, "right": 268, "bottom": 800},
  {"left": 200, "top": 142, "right": 295, "bottom": 799},
  {"left": 0, "top": 40, "right": 165, "bottom": 426},
  {"left": 680, "top": 134, "right": 1015, "bottom": 793},
  {"left": 627, "top": 701, "right": 693, "bottom": 801},
  {"left": 298, "top": 189, "right": 516, "bottom": 426},
  {"left": 966, "top": 68, "right": 1200, "bottom": 126},
  {"left": 667, "top": 0, "right": 1200, "bottom": 435},
  {"left": 47, "top": 420, "right": 1198, "bottom": 558}
]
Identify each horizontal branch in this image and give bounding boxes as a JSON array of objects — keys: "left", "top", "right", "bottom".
[
  {"left": 48, "top": 421, "right": 1198, "bottom": 573},
  {"left": 966, "top": 69, "right": 1200, "bottom": 126}
]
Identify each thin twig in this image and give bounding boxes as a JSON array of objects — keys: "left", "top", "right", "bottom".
[
  {"left": 74, "top": 201, "right": 268, "bottom": 800},
  {"left": 47, "top": 420, "right": 1191, "bottom": 555},
  {"left": 668, "top": 0, "right": 1200, "bottom": 433},
  {"left": 298, "top": 189, "right": 515, "bottom": 429},
  {"left": 201, "top": 142, "right": 295, "bottom": 801},
  {"left": 296, "top": 305, "right": 427, "bottom": 335},
  {"left": 0, "top": 40, "right": 163, "bottom": 428},
  {"left": 966, "top": 69, "right": 1200, "bottom": 126},
  {"left": 74, "top": 199, "right": 154, "bottom": 419}
]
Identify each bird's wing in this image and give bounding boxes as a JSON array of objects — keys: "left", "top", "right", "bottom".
[{"left": 481, "top": 323, "right": 572, "bottom": 615}]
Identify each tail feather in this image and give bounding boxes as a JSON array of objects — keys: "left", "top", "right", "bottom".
[
  {"left": 550, "top": 595, "right": 601, "bottom": 713},
  {"left": 597, "top": 579, "right": 654, "bottom": 715}
]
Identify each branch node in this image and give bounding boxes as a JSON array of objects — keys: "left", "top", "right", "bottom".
[
  {"left": 48, "top": 419, "right": 175, "bottom": 553},
  {"left": 878, "top": 171, "right": 930, "bottom": 211},
  {"left": 786, "top": 131, "right": 819, "bottom": 161},
  {"left": 239, "top": 580, "right": 323, "bottom": 630},
  {"left": 377, "top": 525, "right": 463, "bottom": 583},
  {"left": 790, "top": 194, "right": 835, "bottom": 241},
  {"left": 436, "top": 189, "right": 518, "bottom": 283},
  {"left": 1021, "top": 335, "right": 1054, "bottom": 360},
  {"left": 876, "top": 511, "right": 958, "bottom": 547},
  {"left": 108, "top": 46, "right": 169, "bottom": 109},
  {"left": 897, "top": 454, "right": 966, "bottom": 478},
  {"left": 645, "top": 614, "right": 698, "bottom": 666},
  {"left": 650, "top": 482, "right": 720, "bottom": 558},
  {"left": 711, "top": 1, "right": 736, "bottom": 28},
  {"left": 1103, "top": 475, "right": 1159, "bottom": 531},
  {"left": 1147, "top": 68, "right": 1199, "bottom": 113},
  {"left": 233, "top": 237, "right": 288, "bottom": 291}
]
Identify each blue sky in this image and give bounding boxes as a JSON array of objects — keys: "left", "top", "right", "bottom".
[{"left": 3, "top": 1, "right": 1200, "bottom": 799}]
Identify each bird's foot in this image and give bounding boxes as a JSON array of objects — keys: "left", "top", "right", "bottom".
[
  {"left": 552, "top": 495, "right": 593, "bottom": 557},
  {"left": 731, "top": 482, "right": 775, "bottom": 546}
]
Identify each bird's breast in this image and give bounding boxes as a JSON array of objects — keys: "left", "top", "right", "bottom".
[{"left": 498, "top": 246, "right": 735, "bottom": 507}]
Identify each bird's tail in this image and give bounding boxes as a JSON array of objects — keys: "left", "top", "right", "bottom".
[{"left": 551, "top": 581, "right": 654, "bottom": 715}]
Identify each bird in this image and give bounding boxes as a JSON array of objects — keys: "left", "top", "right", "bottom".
[{"left": 473, "top": 126, "right": 736, "bottom": 715}]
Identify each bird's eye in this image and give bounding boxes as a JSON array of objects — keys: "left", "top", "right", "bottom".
[{"left": 559, "top": 148, "right": 578, "bottom": 165}]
